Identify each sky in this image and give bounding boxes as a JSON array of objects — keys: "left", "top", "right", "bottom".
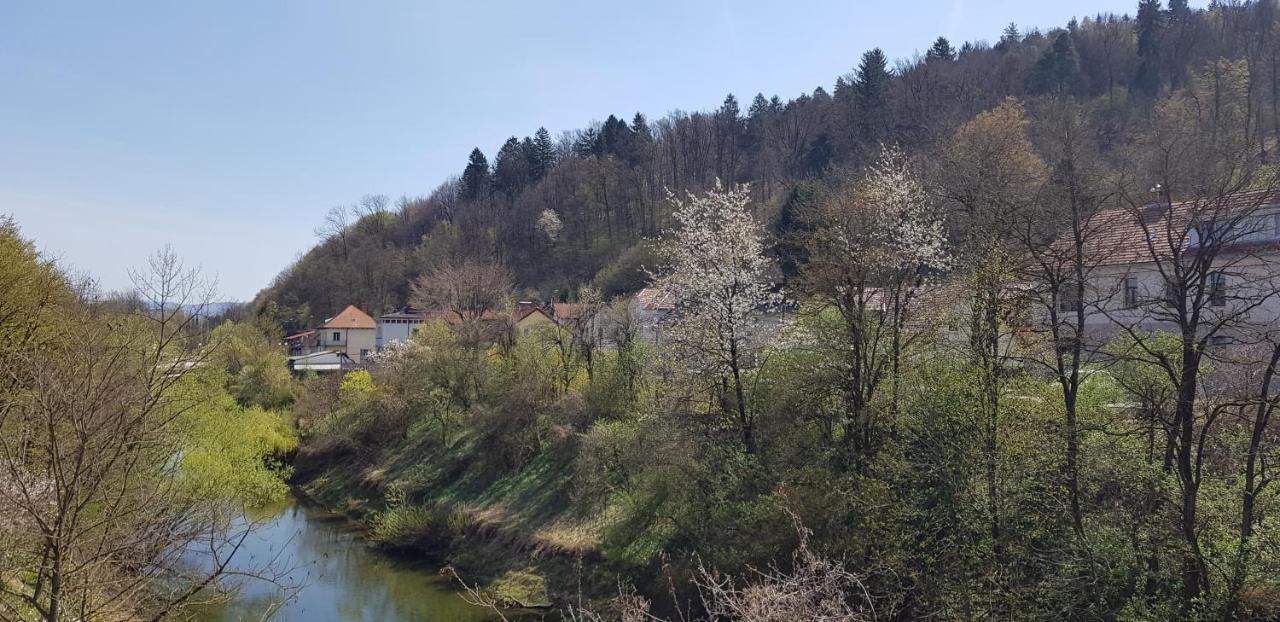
[{"left": 1, "top": 0, "right": 1153, "bottom": 300}]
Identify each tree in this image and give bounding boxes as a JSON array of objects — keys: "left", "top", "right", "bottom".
[
  {"left": 1108, "top": 59, "right": 1279, "bottom": 610},
  {"left": 652, "top": 182, "right": 774, "bottom": 454},
  {"left": 0, "top": 247, "right": 292, "bottom": 621},
  {"left": 1027, "top": 32, "right": 1080, "bottom": 94},
  {"left": 855, "top": 48, "right": 893, "bottom": 146},
  {"left": 409, "top": 260, "right": 513, "bottom": 347},
  {"left": 926, "top": 36, "right": 955, "bottom": 62},
  {"left": 461, "top": 148, "right": 490, "bottom": 201},
  {"left": 1134, "top": 0, "right": 1165, "bottom": 96},
  {"left": 528, "top": 127, "right": 557, "bottom": 181},
  {"left": 937, "top": 98, "right": 1048, "bottom": 610},
  {"left": 799, "top": 145, "right": 948, "bottom": 466},
  {"left": 996, "top": 22, "right": 1022, "bottom": 52},
  {"left": 492, "top": 137, "right": 530, "bottom": 200},
  {"left": 1018, "top": 99, "right": 1114, "bottom": 534}
]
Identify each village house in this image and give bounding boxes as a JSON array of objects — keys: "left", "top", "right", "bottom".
[
  {"left": 376, "top": 307, "right": 429, "bottom": 351},
  {"left": 283, "top": 329, "right": 320, "bottom": 357},
  {"left": 318, "top": 305, "right": 377, "bottom": 362},
  {"left": 633, "top": 287, "right": 675, "bottom": 342},
  {"left": 1044, "top": 191, "right": 1280, "bottom": 343}
]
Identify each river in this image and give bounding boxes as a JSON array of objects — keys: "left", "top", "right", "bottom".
[{"left": 193, "top": 496, "right": 506, "bottom": 622}]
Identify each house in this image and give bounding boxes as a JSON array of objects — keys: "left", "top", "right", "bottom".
[
  {"left": 318, "top": 305, "right": 377, "bottom": 363},
  {"left": 376, "top": 307, "right": 429, "bottom": 351},
  {"left": 1044, "top": 191, "right": 1280, "bottom": 341},
  {"left": 514, "top": 302, "right": 559, "bottom": 339},
  {"left": 283, "top": 329, "right": 320, "bottom": 357},
  {"left": 633, "top": 287, "right": 675, "bottom": 342}
]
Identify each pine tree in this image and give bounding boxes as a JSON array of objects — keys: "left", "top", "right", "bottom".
[
  {"left": 601, "top": 114, "right": 633, "bottom": 157},
  {"left": 492, "top": 137, "right": 529, "bottom": 200},
  {"left": 573, "top": 127, "right": 602, "bottom": 158},
  {"left": 996, "top": 23, "right": 1021, "bottom": 52},
  {"left": 855, "top": 48, "right": 892, "bottom": 146},
  {"left": 1027, "top": 32, "right": 1080, "bottom": 94},
  {"left": 460, "top": 148, "right": 489, "bottom": 201},
  {"left": 1134, "top": 0, "right": 1165, "bottom": 96},
  {"left": 926, "top": 36, "right": 956, "bottom": 62},
  {"left": 529, "top": 127, "right": 556, "bottom": 181}
]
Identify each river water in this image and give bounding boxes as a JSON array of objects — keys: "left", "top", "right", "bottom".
[{"left": 193, "top": 497, "right": 505, "bottom": 622}]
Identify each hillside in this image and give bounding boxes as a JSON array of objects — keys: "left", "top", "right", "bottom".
[{"left": 255, "top": 0, "right": 1273, "bottom": 327}]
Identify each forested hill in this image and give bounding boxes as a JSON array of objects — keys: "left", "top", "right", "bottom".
[{"left": 254, "top": 0, "right": 1277, "bottom": 329}]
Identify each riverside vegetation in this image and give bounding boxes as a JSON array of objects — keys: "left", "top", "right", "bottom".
[{"left": 11, "top": 1, "right": 1280, "bottom": 620}]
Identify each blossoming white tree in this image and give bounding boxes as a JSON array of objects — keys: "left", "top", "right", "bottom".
[
  {"left": 798, "top": 145, "right": 948, "bottom": 463},
  {"left": 652, "top": 181, "right": 774, "bottom": 454}
]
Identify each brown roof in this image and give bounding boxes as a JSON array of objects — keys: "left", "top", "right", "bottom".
[
  {"left": 552, "top": 303, "right": 591, "bottom": 321},
  {"left": 635, "top": 288, "right": 675, "bottom": 311},
  {"left": 1074, "top": 190, "right": 1280, "bottom": 266},
  {"left": 323, "top": 305, "right": 376, "bottom": 330}
]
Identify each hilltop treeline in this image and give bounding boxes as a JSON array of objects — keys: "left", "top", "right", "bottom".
[{"left": 257, "top": 0, "right": 1280, "bottom": 327}]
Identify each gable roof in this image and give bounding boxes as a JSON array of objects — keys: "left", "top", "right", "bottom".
[
  {"left": 552, "top": 303, "right": 591, "bottom": 321},
  {"left": 323, "top": 305, "right": 376, "bottom": 330},
  {"left": 1068, "top": 190, "right": 1280, "bottom": 267},
  {"left": 635, "top": 287, "right": 675, "bottom": 311}
]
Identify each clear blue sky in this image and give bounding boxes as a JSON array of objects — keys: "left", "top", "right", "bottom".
[{"left": 2, "top": 0, "right": 1145, "bottom": 300}]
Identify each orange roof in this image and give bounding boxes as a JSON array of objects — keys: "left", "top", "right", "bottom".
[
  {"left": 323, "top": 305, "right": 376, "bottom": 330},
  {"left": 1071, "top": 190, "right": 1280, "bottom": 266}
]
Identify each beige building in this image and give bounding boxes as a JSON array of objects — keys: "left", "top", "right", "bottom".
[
  {"left": 1043, "top": 192, "right": 1280, "bottom": 343},
  {"left": 319, "top": 305, "right": 377, "bottom": 363}
]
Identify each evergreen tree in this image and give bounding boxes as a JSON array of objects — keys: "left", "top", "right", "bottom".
[
  {"left": 1027, "top": 32, "right": 1080, "bottom": 94},
  {"left": 601, "top": 114, "right": 634, "bottom": 157},
  {"left": 528, "top": 127, "right": 556, "bottom": 181},
  {"left": 629, "top": 113, "right": 653, "bottom": 165},
  {"left": 492, "top": 137, "right": 529, "bottom": 200},
  {"left": 460, "top": 148, "right": 490, "bottom": 201},
  {"left": 855, "top": 48, "right": 892, "bottom": 146},
  {"left": 996, "top": 22, "right": 1021, "bottom": 51},
  {"left": 802, "top": 133, "right": 834, "bottom": 178},
  {"left": 927, "top": 36, "right": 956, "bottom": 62},
  {"left": 1134, "top": 0, "right": 1165, "bottom": 96},
  {"left": 573, "top": 127, "right": 602, "bottom": 158}
]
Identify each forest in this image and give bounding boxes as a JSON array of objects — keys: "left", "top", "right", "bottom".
[{"left": 258, "top": 0, "right": 1280, "bottom": 327}]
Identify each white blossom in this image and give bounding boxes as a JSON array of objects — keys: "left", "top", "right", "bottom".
[
  {"left": 651, "top": 181, "right": 775, "bottom": 373},
  {"left": 536, "top": 209, "right": 564, "bottom": 242}
]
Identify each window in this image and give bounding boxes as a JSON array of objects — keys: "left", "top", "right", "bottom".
[
  {"left": 1059, "top": 284, "right": 1081, "bottom": 313},
  {"left": 1209, "top": 272, "right": 1227, "bottom": 307},
  {"left": 1123, "top": 277, "right": 1139, "bottom": 309},
  {"left": 1236, "top": 212, "right": 1280, "bottom": 242},
  {"left": 332, "top": 331, "right": 342, "bottom": 342}
]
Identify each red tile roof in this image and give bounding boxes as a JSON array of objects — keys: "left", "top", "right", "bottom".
[
  {"left": 1075, "top": 190, "right": 1280, "bottom": 266},
  {"left": 323, "top": 305, "right": 376, "bottom": 330},
  {"left": 635, "top": 288, "right": 675, "bottom": 311}
]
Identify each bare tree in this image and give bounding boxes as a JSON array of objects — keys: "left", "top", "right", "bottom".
[
  {"left": 1104, "top": 59, "right": 1280, "bottom": 609},
  {"left": 0, "top": 248, "right": 292, "bottom": 621},
  {"left": 409, "top": 259, "right": 513, "bottom": 347},
  {"left": 1016, "top": 99, "right": 1117, "bottom": 534}
]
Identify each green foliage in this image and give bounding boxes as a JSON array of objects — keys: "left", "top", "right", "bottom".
[
  {"left": 209, "top": 320, "right": 296, "bottom": 409},
  {"left": 176, "top": 389, "right": 296, "bottom": 506}
]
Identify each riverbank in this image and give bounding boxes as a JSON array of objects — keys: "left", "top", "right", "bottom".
[
  {"left": 291, "top": 441, "right": 613, "bottom": 613},
  {"left": 193, "top": 495, "right": 506, "bottom": 622}
]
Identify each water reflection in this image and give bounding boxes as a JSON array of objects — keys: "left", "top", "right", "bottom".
[{"left": 194, "top": 498, "right": 502, "bottom": 622}]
